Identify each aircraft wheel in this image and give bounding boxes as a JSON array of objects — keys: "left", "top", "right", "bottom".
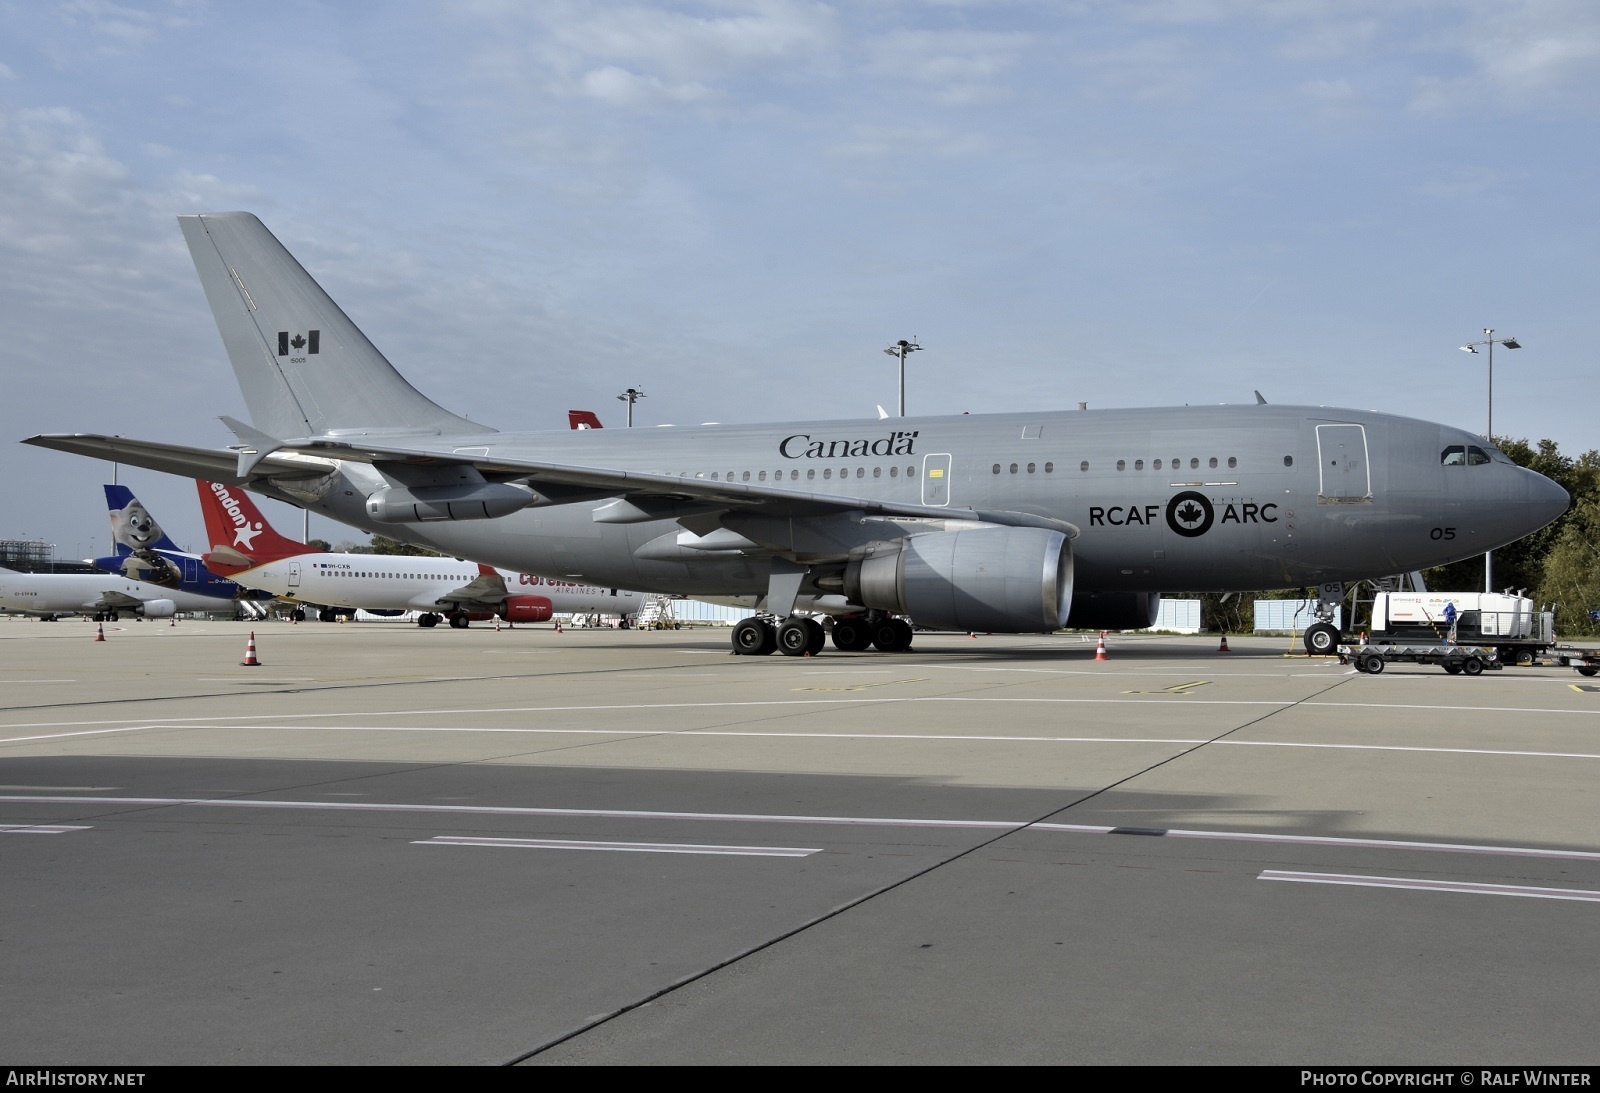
[
  {"left": 1442, "top": 662, "right": 1463, "bottom": 675},
  {"left": 1304, "top": 622, "right": 1340, "bottom": 655},
  {"left": 1360, "top": 654, "right": 1386, "bottom": 675},
  {"left": 1578, "top": 667, "right": 1598, "bottom": 677},
  {"left": 449, "top": 612, "right": 468, "bottom": 629},
  {"left": 290, "top": 609, "right": 306, "bottom": 622},
  {"left": 320, "top": 608, "right": 338, "bottom": 622},
  {"left": 1461, "top": 657, "right": 1484, "bottom": 676},
  {"left": 731, "top": 617, "right": 776, "bottom": 656},
  {"left": 871, "top": 617, "right": 914, "bottom": 653},
  {"left": 830, "top": 618, "right": 873, "bottom": 652},
  {"left": 776, "top": 617, "right": 823, "bottom": 657}
]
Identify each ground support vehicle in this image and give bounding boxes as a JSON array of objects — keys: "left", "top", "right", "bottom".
[
  {"left": 1559, "top": 649, "right": 1600, "bottom": 677},
  {"left": 1338, "top": 642, "right": 1503, "bottom": 676}
]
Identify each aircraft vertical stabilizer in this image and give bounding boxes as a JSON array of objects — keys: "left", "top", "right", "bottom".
[
  {"left": 196, "top": 480, "right": 310, "bottom": 574},
  {"left": 177, "top": 212, "right": 493, "bottom": 441}
]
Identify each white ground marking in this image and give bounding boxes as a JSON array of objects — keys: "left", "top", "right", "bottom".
[
  {"left": 5, "top": 795, "right": 1600, "bottom": 863},
  {"left": 15, "top": 722, "right": 1600, "bottom": 763},
  {"left": 8, "top": 693, "right": 1600, "bottom": 734},
  {"left": 416, "top": 836, "right": 820, "bottom": 857},
  {"left": 0, "top": 825, "right": 91, "bottom": 834},
  {"left": 1259, "top": 870, "right": 1600, "bottom": 902}
]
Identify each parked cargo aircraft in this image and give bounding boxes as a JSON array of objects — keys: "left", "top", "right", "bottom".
[
  {"left": 195, "top": 479, "right": 643, "bottom": 627},
  {"left": 94, "top": 484, "right": 275, "bottom": 605},
  {"left": 25, "top": 213, "right": 1571, "bottom": 655}
]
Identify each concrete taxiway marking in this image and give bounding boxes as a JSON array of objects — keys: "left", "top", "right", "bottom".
[
  {"left": 1121, "top": 680, "right": 1211, "bottom": 695},
  {"left": 416, "top": 836, "right": 821, "bottom": 857},
  {"left": 793, "top": 678, "right": 926, "bottom": 692},
  {"left": 0, "top": 825, "right": 91, "bottom": 834},
  {"left": 1260, "top": 870, "right": 1600, "bottom": 903},
  {"left": 8, "top": 795, "right": 1600, "bottom": 864}
]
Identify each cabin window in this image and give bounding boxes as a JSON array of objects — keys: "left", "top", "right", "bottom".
[
  {"left": 1209, "top": 457, "right": 1218, "bottom": 469},
  {"left": 807, "top": 469, "right": 816, "bottom": 480},
  {"left": 1134, "top": 459, "right": 1143, "bottom": 470},
  {"left": 1116, "top": 460, "right": 1126, "bottom": 471},
  {"left": 993, "top": 464, "right": 1001, "bottom": 475},
  {"left": 890, "top": 467, "right": 898, "bottom": 477},
  {"left": 1027, "top": 463, "right": 1036, "bottom": 474},
  {"left": 1189, "top": 458, "right": 1199, "bottom": 470},
  {"left": 1080, "top": 461, "right": 1089, "bottom": 472},
  {"left": 742, "top": 471, "right": 751, "bottom": 482},
  {"left": 823, "top": 468, "right": 832, "bottom": 479},
  {"left": 758, "top": 470, "right": 767, "bottom": 481},
  {"left": 873, "top": 466, "right": 881, "bottom": 478},
  {"left": 1228, "top": 456, "right": 1237, "bottom": 469},
  {"left": 1044, "top": 462, "right": 1054, "bottom": 473},
  {"left": 1153, "top": 459, "right": 1162, "bottom": 470},
  {"left": 857, "top": 467, "right": 865, "bottom": 478},
  {"left": 1010, "top": 463, "right": 1018, "bottom": 474},
  {"left": 711, "top": 472, "right": 719, "bottom": 480},
  {"left": 1284, "top": 455, "right": 1294, "bottom": 467},
  {"left": 906, "top": 466, "right": 915, "bottom": 477}
]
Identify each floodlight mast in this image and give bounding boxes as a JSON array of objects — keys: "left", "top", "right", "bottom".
[
  {"left": 616, "top": 387, "right": 647, "bottom": 428},
  {"left": 882, "top": 339, "right": 922, "bottom": 417},
  {"left": 1458, "top": 328, "right": 1522, "bottom": 593}
]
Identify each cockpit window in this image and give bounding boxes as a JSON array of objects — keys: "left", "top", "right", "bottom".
[
  {"left": 1441, "top": 445, "right": 1465, "bottom": 466},
  {"left": 1467, "top": 446, "right": 1491, "bottom": 466}
]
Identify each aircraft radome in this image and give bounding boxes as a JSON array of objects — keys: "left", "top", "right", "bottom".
[{"left": 25, "top": 213, "right": 1571, "bottom": 656}]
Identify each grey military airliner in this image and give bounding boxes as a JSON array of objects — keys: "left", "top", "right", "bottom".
[{"left": 26, "top": 213, "right": 1569, "bottom": 656}]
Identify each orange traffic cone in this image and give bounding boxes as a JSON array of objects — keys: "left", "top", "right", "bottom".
[
  {"left": 241, "top": 631, "right": 262, "bottom": 667},
  {"left": 555, "top": 620, "right": 563, "bottom": 635},
  {"left": 494, "top": 616, "right": 501, "bottom": 631},
  {"left": 1095, "top": 631, "right": 1108, "bottom": 661},
  {"left": 94, "top": 623, "right": 106, "bottom": 642},
  {"left": 1218, "top": 633, "right": 1230, "bottom": 653}
]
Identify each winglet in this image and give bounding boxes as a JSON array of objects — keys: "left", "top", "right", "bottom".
[{"left": 220, "top": 415, "right": 285, "bottom": 478}]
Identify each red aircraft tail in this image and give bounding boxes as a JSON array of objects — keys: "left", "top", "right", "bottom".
[
  {"left": 568, "top": 410, "right": 603, "bottom": 430},
  {"left": 196, "top": 480, "right": 309, "bottom": 575}
]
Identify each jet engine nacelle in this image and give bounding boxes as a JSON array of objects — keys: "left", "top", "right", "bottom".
[
  {"left": 365, "top": 483, "right": 535, "bottom": 523},
  {"left": 844, "top": 528, "right": 1073, "bottom": 633},
  {"left": 1064, "top": 592, "right": 1161, "bottom": 632},
  {"left": 138, "top": 598, "right": 177, "bottom": 618},
  {"left": 499, "top": 595, "right": 554, "bottom": 623}
]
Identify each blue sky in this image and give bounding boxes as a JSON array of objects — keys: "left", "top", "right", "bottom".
[{"left": 3, "top": 0, "right": 1597, "bottom": 558}]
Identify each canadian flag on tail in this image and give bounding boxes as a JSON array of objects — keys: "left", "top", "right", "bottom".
[{"left": 195, "top": 480, "right": 310, "bottom": 575}]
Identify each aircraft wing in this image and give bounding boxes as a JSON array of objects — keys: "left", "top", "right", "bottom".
[
  {"left": 435, "top": 569, "right": 510, "bottom": 609},
  {"left": 94, "top": 590, "right": 149, "bottom": 610},
  {"left": 24, "top": 434, "right": 334, "bottom": 484},
  {"left": 279, "top": 438, "right": 1081, "bottom": 537},
  {"left": 25, "top": 432, "right": 1079, "bottom": 538}
]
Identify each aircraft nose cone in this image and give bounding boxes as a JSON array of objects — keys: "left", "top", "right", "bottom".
[{"left": 1530, "top": 470, "right": 1571, "bottom": 527}]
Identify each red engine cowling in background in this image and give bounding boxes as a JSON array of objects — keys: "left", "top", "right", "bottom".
[{"left": 499, "top": 595, "right": 554, "bottom": 623}]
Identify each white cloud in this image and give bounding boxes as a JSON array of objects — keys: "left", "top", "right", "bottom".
[
  {"left": 575, "top": 65, "right": 717, "bottom": 107},
  {"left": 865, "top": 29, "right": 1033, "bottom": 105}
]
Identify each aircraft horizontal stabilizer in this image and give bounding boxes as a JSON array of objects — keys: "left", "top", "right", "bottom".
[{"left": 25, "top": 434, "right": 332, "bottom": 485}]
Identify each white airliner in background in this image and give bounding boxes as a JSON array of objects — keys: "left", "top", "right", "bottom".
[
  {"left": 196, "top": 480, "right": 644, "bottom": 627},
  {"left": 0, "top": 567, "right": 225, "bottom": 621}
]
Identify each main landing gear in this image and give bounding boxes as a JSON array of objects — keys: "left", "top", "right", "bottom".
[{"left": 730, "top": 613, "right": 914, "bottom": 657}]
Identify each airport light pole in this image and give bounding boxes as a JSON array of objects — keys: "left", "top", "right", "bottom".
[
  {"left": 882, "top": 339, "right": 921, "bottom": 417},
  {"left": 1459, "top": 329, "right": 1522, "bottom": 593},
  {"left": 616, "top": 387, "right": 646, "bottom": 428}
]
